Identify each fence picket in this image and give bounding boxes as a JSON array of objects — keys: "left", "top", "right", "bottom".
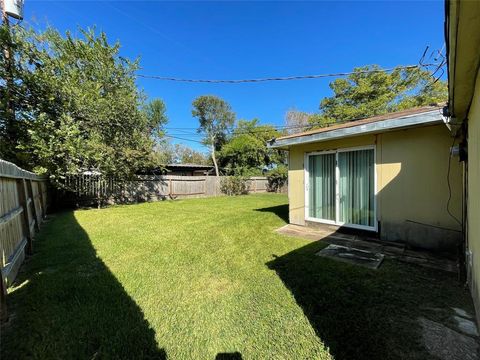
[
  {"left": 60, "top": 174, "right": 271, "bottom": 205},
  {"left": 0, "top": 159, "right": 48, "bottom": 319}
]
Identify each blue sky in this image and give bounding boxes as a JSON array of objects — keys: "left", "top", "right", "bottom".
[{"left": 24, "top": 1, "right": 445, "bottom": 151}]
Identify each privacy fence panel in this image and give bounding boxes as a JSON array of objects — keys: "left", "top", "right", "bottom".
[
  {"left": 247, "top": 177, "right": 269, "bottom": 193},
  {"left": 0, "top": 159, "right": 48, "bottom": 319},
  {"left": 60, "top": 175, "right": 271, "bottom": 206}
]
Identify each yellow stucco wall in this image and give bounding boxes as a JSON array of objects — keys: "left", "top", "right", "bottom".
[
  {"left": 287, "top": 124, "right": 463, "bottom": 250},
  {"left": 467, "top": 69, "right": 480, "bottom": 319}
]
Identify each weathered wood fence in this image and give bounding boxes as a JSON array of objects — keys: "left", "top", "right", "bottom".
[
  {"left": 60, "top": 175, "right": 270, "bottom": 205},
  {"left": 0, "top": 159, "right": 48, "bottom": 318}
]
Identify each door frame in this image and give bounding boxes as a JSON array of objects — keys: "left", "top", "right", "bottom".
[{"left": 304, "top": 145, "right": 377, "bottom": 232}]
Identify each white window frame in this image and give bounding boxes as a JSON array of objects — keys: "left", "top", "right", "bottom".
[{"left": 304, "top": 145, "right": 377, "bottom": 232}]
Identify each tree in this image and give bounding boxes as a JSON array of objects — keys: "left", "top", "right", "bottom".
[
  {"left": 218, "top": 119, "right": 285, "bottom": 176},
  {"left": 150, "top": 142, "right": 209, "bottom": 166},
  {"left": 143, "top": 99, "right": 168, "bottom": 140},
  {"left": 0, "top": 26, "right": 164, "bottom": 183},
  {"left": 151, "top": 140, "right": 175, "bottom": 165},
  {"left": 284, "top": 108, "right": 311, "bottom": 134},
  {"left": 309, "top": 65, "right": 448, "bottom": 127},
  {"left": 192, "top": 95, "right": 235, "bottom": 176},
  {"left": 173, "top": 144, "right": 209, "bottom": 165},
  {"left": 0, "top": 24, "right": 17, "bottom": 161}
]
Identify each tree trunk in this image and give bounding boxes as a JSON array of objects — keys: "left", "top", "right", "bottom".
[{"left": 211, "top": 145, "right": 219, "bottom": 176}]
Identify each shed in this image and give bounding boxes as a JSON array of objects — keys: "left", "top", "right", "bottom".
[
  {"left": 269, "top": 105, "right": 463, "bottom": 251},
  {"left": 164, "top": 163, "right": 214, "bottom": 176}
]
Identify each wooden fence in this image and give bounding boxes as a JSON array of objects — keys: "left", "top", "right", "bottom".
[
  {"left": 60, "top": 175, "right": 270, "bottom": 205},
  {"left": 0, "top": 159, "right": 48, "bottom": 319}
]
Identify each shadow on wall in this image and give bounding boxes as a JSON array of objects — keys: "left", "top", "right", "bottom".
[
  {"left": 376, "top": 128, "right": 463, "bottom": 252},
  {"left": 265, "top": 237, "right": 473, "bottom": 360},
  {"left": 1, "top": 212, "right": 166, "bottom": 359}
]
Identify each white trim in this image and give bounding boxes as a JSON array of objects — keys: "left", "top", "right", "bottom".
[
  {"left": 304, "top": 152, "right": 308, "bottom": 223},
  {"left": 335, "top": 151, "right": 340, "bottom": 224},
  {"left": 305, "top": 145, "right": 378, "bottom": 232},
  {"left": 270, "top": 110, "right": 442, "bottom": 149},
  {"left": 306, "top": 216, "right": 376, "bottom": 232}
]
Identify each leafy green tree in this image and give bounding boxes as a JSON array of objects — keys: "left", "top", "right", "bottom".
[
  {"left": 309, "top": 65, "right": 447, "bottom": 127},
  {"left": 192, "top": 95, "right": 235, "bottom": 176},
  {"left": 219, "top": 119, "right": 285, "bottom": 176},
  {"left": 266, "top": 165, "right": 288, "bottom": 192},
  {"left": 151, "top": 142, "right": 210, "bottom": 166},
  {"left": 150, "top": 140, "right": 175, "bottom": 166},
  {"left": 172, "top": 144, "right": 209, "bottom": 165},
  {"left": 143, "top": 99, "right": 168, "bottom": 140},
  {"left": 0, "top": 26, "right": 164, "bottom": 183}
]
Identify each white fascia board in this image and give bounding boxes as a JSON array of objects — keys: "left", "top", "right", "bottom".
[{"left": 270, "top": 110, "right": 444, "bottom": 149}]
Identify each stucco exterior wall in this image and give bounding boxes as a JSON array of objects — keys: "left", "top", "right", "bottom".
[
  {"left": 467, "top": 69, "right": 480, "bottom": 322},
  {"left": 287, "top": 124, "right": 463, "bottom": 251}
]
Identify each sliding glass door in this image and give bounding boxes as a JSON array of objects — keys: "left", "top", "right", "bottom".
[
  {"left": 308, "top": 153, "right": 336, "bottom": 221},
  {"left": 306, "top": 147, "right": 376, "bottom": 230}
]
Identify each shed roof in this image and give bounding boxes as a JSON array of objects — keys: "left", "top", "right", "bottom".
[
  {"left": 269, "top": 105, "right": 445, "bottom": 149},
  {"left": 166, "top": 163, "right": 213, "bottom": 169}
]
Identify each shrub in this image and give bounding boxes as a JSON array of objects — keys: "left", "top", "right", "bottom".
[
  {"left": 266, "top": 166, "right": 288, "bottom": 193},
  {"left": 220, "top": 176, "right": 249, "bottom": 196}
]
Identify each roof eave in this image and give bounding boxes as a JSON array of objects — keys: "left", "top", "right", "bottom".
[
  {"left": 447, "top": 0, "right": 480, "bottom": 124},
  {"left": 269, "top": 110, "right": 444, "bottom": 149}
]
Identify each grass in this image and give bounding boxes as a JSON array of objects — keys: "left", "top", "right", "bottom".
[{"left": 1, "top": 194, "right": 475, "bottom": 359}]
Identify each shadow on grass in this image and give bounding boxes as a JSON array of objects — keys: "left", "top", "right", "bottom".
[
  {"left": 1, "top": 211, "right": 166, "bottom": 359},
  {"left": 215, "top": 351, "right": 242, "bottom": 359},
  {"left": 255, "top": 204, "right": 289, "bottom": 223},
  {"left": 266, "top": 239, "right": 474, "bottom": 360}
]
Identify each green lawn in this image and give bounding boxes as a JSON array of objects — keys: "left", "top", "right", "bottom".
[{"left": 1, "top": 194, "right": 474, "bottom": 359}]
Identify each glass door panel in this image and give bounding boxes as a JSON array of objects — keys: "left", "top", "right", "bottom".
[
  {"left": 338, "top": 149, "right": 375, "bottom": 227},
  {"left": 308, "top": 153, "right": 336, "bottom": 221}
]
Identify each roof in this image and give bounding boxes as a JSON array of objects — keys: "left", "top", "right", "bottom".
[
  {"left": 269, "top": 106, "right": 445, "bottom": 149},
  {"left": 446, "top": 1, "right": 480, "bottom": 125},
  {"left": 165, "top": 163, "right": 213, "bottom": 169}
]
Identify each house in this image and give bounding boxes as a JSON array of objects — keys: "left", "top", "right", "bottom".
[
  {"left": 269, "top": 105, "right": 463, "bottom": 252},
  {"left": 446, "top": 0, "right": 480, "bottom": 324}
]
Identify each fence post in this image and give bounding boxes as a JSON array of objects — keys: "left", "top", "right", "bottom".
[
  {"left": 26, "top": 180, "right": 39, "bottom": 231},
  {"left": 97, "top": 175, "right": 101, "bottom": 209},
  {"left": 0, "top": 270, "right": 7, "bottom": 321},
  {"left": 16, "top": 179, "right": 33, "bottom": 255},
  {"left": 38, "top": 181, "right": 46, "bottom": 220}
]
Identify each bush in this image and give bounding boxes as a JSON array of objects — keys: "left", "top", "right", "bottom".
[
  {"left": 220, "top": 176, "right": 249, "bottom": 196},
  {"left": 266, "top": 166, "right": 288, "bottom": 193}
]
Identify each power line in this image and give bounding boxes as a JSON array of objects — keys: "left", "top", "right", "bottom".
[
  {"left": 164, "top": 134, "right": 205, "bottom": 144},
  {"left": 137, "top": 64, "right": 429, "bottom": 84}
]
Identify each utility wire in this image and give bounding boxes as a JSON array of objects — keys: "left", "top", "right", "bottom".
[
  {"left": 136, "top": 64, "right": 430, "bottom": 84},
  {"left": 163, "top": 105, "right": 445, "bottom": 137},
  {"left": 446, "top": 137, "right": 462, "bottom": 228},
  {"left": 164, "top": 134, "right": 205, "bottom": 144}
]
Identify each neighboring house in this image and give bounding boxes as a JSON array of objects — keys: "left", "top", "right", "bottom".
[
  {"left": 164, "top": 164, "right": 215, "bottom": 176},
  {"left": 446, "top": 0, "right": 480, "bottom": 324},
  {"left": 269, "top": 106, "right": 463, "bottom": 252}
]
